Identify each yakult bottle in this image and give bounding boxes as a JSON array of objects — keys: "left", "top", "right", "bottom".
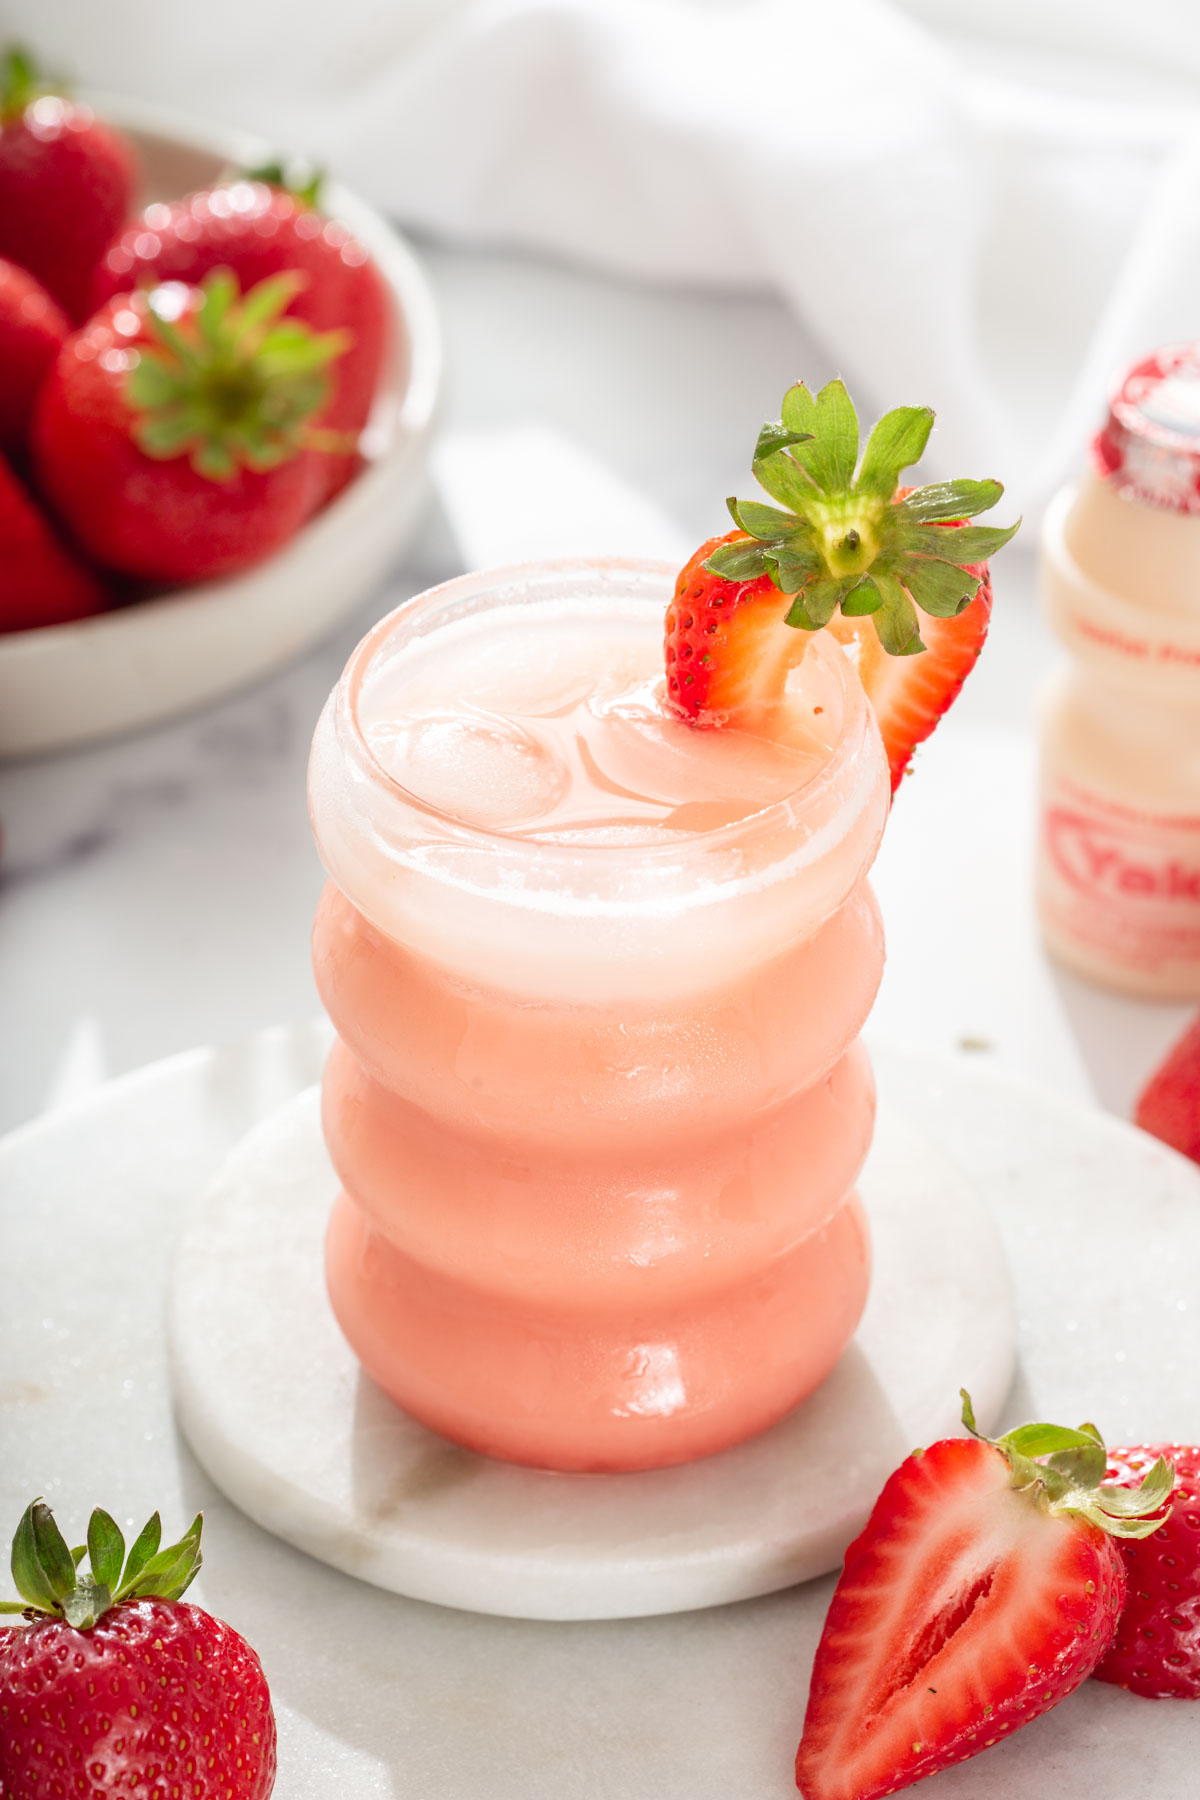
[{"left": 1038, "top": 346, "right": 1200, "bottom": 999}]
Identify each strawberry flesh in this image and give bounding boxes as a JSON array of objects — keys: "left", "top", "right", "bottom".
[
  {"left": 665, "top": 532, "right": 806, "bottom": 725},
  {"left": 1093, "top": 1444, "right": 1200, "bottom": 1699},
  {"left": 1135, "top": 1013, "right": 1200, "bottom": 1165},
  {"left": 665, "top": 531, "right": 993, "bottom": 793},
  {"left": 826, "top": 569, "right": 992, "bottom": 791},
  {"left": 795, "top": 1436, "right": 1126, "bottom": 1800}
]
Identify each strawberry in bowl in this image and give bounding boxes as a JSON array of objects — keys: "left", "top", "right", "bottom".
[
  {"left": 0, "top": 45, "right": 138, "bottom": 322},
  {"left": 665, "top": 378, "right": 1017, "bottom": 790},
  {"left": 0, "top": 1496, "right": 276, "bottom": 1799},
  {"left": 32, "top": 268, "right": 349, "bottom": 584},
  {"left": 92, "top": 170, "right": 391, "bottom": 504}
]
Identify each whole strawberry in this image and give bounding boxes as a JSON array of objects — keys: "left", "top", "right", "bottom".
[
  {"left": 0, "top": 256, "right": 67, "bottom": 457},
  {"left": 665, "top": 382, "right": 1017, "bottom": 792},
  {"left": 1093, "top": 1443, "right": 1200, "bottom": 1698},
  {"left": 794, "top": 1394, "right": 1173, "bottom": 1800},
  {"left": 92, "top": 173, "right": 390, "bottom": 502},
  {"left": 0, "top": 450, "right": 107, "bottom": 632},
  {"left": 32, "top": 269, "right": 347, "bottom": 583},
  {"left": 0, "top": 1498, "right": 276, "bottom": 1799},
  {"left": 0, "top": 46, "right": 138, "bottom": 321},
  {"left": 1135, "top": 1012, "right": 1200, "bottom": 1165}
]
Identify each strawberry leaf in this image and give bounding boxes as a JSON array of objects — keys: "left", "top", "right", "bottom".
[
  {"left": 238, "top": 158, "right": 325, "bottom": 209},
  {"left": 705, "top": 540, "right": 771, "bottom": 582},
  {"left": 772, "top": 546, "right": 822, "bottom": 592},
  {"left": 236, "top": 270, "right": 308, "bottom": 334},
  {"left": 753, "top": 420, "right": 813, "bottom": 462},
  {"left": 796, "top": 577, "right": 847, "bottom": 629},
  {"left": 115, "top": 1512, "right": 162, "bottom": 1597},
  {"left": 729, "top": 498, "right": 801, "bottom": 542},
  {"left": 900, "top": 559, "right": 982, "bottom": 618},
  {"left": 30, "top": 1500, "right": 77, "bottom": 1603},
  {"left": 87, "top": 1508, "right": 125, "bottom": 1593},
  {"left": 872, "top": 571, "right": 923, "bottom": 655},
  {"left": 856, "top": 405, "right": 934, "bottom": 499},
  {"left": 898, "top": 478, "right": 1004, "bottom": 522},
  {"left": 895, "top": 521, "right": 1021, "bottom": 562},
  {"left": 781, "top": 380, "right": 859, "bottom": 495},
  {"left": 198, "top": 268, "right": 237, "bottom": 344},
  {"left": 961, "top": 1392, "right": 1176, "bottom": 1541},
  {"left": 126, "top": 351, "right": 188, "bottom": 408},
  {"left": 11, "top": 1502, "right": 61, "bottom": 1612},
  {"left": 127, "top": 268, "right": 348, "bottom": 483},
  {"left": 752, "top": 447, "right": 821, "bottom": 514},
  {"left": 122, "top": 1514, "right": 203, "bottom": 1603},
  {"left": 840, "top": 576, "right": 883, "bottom": 617},
  {"left": 62, "top": 1576, "right": 112, "bottom": 1630}
]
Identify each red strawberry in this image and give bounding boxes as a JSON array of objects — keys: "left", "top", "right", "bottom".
[
  {"left": 1135, "top": 1013, "right": 1200, "bottom": 1164},
  {"left": 0, "top": 47, "right": 138, "bottom": 321},
  {"left": 0, "top": 1498, "right": 276, "bottom": 1799},
  {"left": 92, "top": 175, "right": 390, "bottom": 502},
  {"left": 1093, "top": 1443, "right": 1200, "bottom": 1698},
  {"left": 32, "top": 270, "right": 347, "bottom": 584},
  {"left": 664, "top": 381, "right": 1016, "bottom": 790},
  {"left": 794, "top": 1395, "right": 1172, "bottom": 1800},
  {"left": 0, "top": 450, "right": 107, "bottom": 631},
  {"left": 0, "top": 256, "right": 67, "bottom": 456}
]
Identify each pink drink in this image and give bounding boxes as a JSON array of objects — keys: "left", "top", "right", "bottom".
[{"left": 309, "top": 560, "right": 890, "bottom": 1471}]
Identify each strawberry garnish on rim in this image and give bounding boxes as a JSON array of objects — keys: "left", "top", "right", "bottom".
[
  {"left": 794, "top": 1394, "right": 1174, "bottom": 1800},
  {"left": 664, "top": 380, "right": 1018, "bottom": 790}
]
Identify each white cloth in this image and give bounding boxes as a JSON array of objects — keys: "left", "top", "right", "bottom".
[{"left": 10, "top": 0, "right": 1200, "bottom": 511}]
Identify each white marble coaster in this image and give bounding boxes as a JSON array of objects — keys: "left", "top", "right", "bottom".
[{"left": 167, "top": 1088, "right": 1015, "bottom": 1620}]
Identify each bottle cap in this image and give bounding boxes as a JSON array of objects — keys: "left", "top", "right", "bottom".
[{"left": 1093, "top": 344, "right": 1200, "bottom": 514}]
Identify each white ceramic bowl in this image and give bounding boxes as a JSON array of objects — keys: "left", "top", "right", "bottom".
[{"left": 0, "top": 98, "right": 441, "bottom": 759}]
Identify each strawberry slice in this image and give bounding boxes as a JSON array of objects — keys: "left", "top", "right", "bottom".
[
  {"left": 794, "top": 1395, "right": 1173, "bottom": 1800},
  {"left": 664, "top": 381, "right": 1016, "bottom": 790},
  {"left": 1135, "top": 1012, "right": 1200, "bottom": 1165}
]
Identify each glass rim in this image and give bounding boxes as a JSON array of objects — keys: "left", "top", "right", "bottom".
[{"left": 334, "top": 554, "right": 874, "bottom": 866}]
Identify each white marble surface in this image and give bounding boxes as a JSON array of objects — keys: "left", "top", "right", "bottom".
[
  {"left": 167, "top": 1076, "right": 1015, "bottom": 1620},
  {"left": 3, "top": 1029, "right": 1198, "bottom": 1798},
  {"left": 0, "top": 242, "right": 1191, "bottom": 1139}
]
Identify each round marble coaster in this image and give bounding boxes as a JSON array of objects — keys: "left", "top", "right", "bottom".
[{"left": 168, "top": 1088, "right": 1015, "bottom": 1621}]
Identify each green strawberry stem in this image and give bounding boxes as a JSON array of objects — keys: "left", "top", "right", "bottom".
[
  {"left": 707, "top": 379, "right": 1020, "bottom": 656},
  {"left": 127, "top": 268, "right": 351, "bottom": 482},
  {"left": 960, "top": 1390, "right": 1174, "bottom": 1538},
  {"left": 0, "top": 43, "right": 59, "bottom": 119},
  {"left": 237, "top": 158, "right": 325, "bottom": 209},
  {"left": 0, "top": 1499, "right": 203, "bottom": 1630}
]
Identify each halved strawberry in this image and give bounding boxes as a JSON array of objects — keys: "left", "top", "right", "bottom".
[
  {"left": 664, "top": 381, "right": 1016, "bottom": 791},
  {"left": 1135, "top": 1012, "right": 1200, "bottom": 1165},
  {"left": 794, "top": 1395, "right": 1173, "bottom": 1800}
]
